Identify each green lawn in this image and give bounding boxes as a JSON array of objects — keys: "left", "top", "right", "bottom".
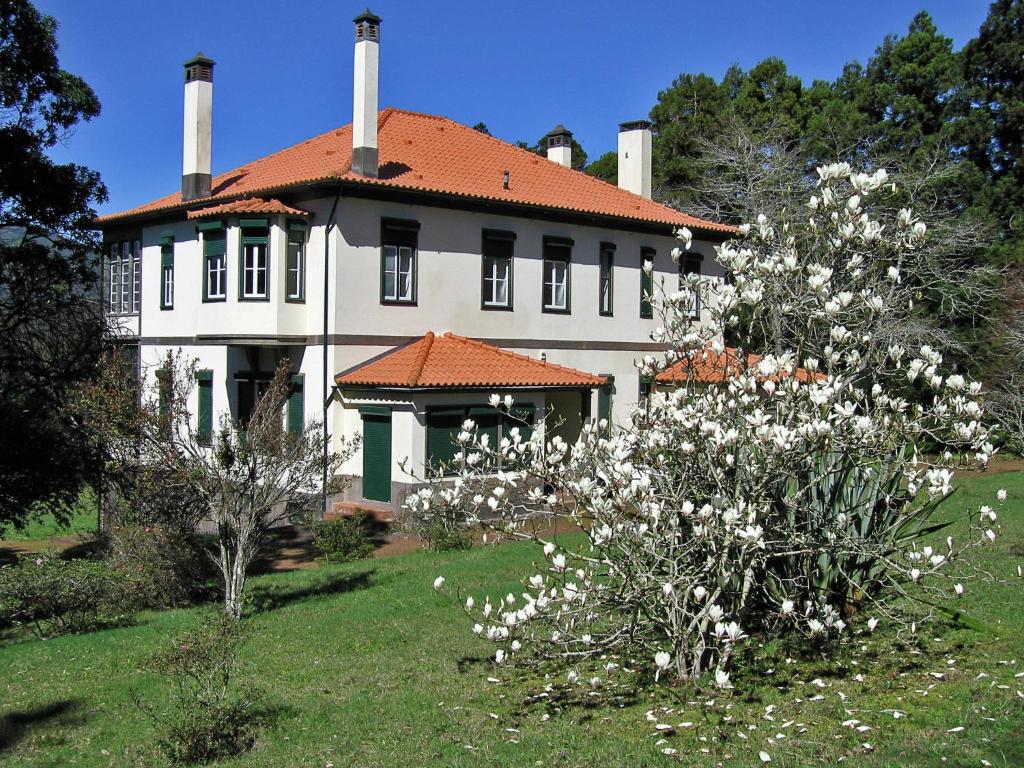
[
  {"left": 1, "top": 473, "right": 1022, "bottom": 767},
  {"left": 0, "top": 488, "right": 98, "bottom": 542}
]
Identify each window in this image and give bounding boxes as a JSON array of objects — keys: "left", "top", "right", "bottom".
[
  {"left": 599, "top": 242, "right": 615, "bottom": 316},
  {"left": 598, "top": 374, "right": 615, "bottom": 428},
  {"left": 679, "top": 253, "right": 703, "bottom": 317},
  {"left": 381, "top": 218, "right": 419, "bottom": 304},
  {"left": 201, "top": 226, "right": 227, "bottom": 301},
  {"left": 160, "top": 237, "right": 174, "bottom": 310},
  {"left": 105, "top": 239, "right": 141, "bottom": 314},
  {"left": 196, "top": 369, "right": 213, "bottom": 445},
  {"left": 542, "top": 236, "right": 572, "bottom": 313},
  {"left": 286, "top": 223, "right": 306, "bottom": 302},
  {"left": 481, "top": 229, "right": 515, "bottom": 309},
  {"left": 235, "top": 373, "right": 272, "bottom": 428},
  {"left": 640, "top": 247, "right": 655, "bottom": 319},
  {"left": 239, "top": 221, "right": 269, "bottom": 300},
  {"left": 426, "top": 404, "right": 535, "bottom": 474},
  {"left": 286, "top": 375, "right": 304, "bottom": 435}
]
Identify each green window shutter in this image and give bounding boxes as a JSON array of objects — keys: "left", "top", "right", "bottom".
[
  {"left": 362, "top": 409, "right": 392, "bottom": 502},
  {"left": 203, "top": 230, "right": 226, "bottom": 256},
  {"left": 468, "top": 407, "right": 500, "bottom": 448},
  {"left": 426, "top": 407, "right": 464, "bottom": 474},
  {"left": 598, "top": 375, "right": 615, "bottom": 426},
  {"left": 196, "top": 370, "right": 213, "bottom": 445},
  {"left": 287, "top": 375, "right": 304, "bottom": 435}
]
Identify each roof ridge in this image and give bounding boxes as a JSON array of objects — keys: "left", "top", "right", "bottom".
[{"left": 408, "top": 331, "right": 435, "bottom": 386}]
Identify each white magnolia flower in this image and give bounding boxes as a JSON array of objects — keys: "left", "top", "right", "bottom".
[
  {"left": 465, "top": 595, "right": 474, "bottom": 610},
  {"left": 781, "top": 600, "right": 794, "bottom": 615},
  {"left": 552, "top": 554, "right": 566, "bottom": 572},
  {"left": 488, "top": 393, "right": 501, "bottom": 408},
  {"left": 433, "top": 576, "right": 445, "bottom": 591},
  {"left": 867, "top": 617, "right": 879, "bottom": 632},
  {"left": 654, "top": 651, "right": 672, "bottom": 671},
  {"left": 997, "top": 489, "right": 1007, "bottom": 502},
  {"left": 714, "top": 668, "right": 731, "bottom": 689},
  {"left": 954, "top": 583, "right": 964, "bottom": 596}
]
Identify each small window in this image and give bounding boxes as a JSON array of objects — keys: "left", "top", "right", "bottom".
[
  {"left": 381, "top": 219, "right": 419, "bottom": 304},
  {"left": 481, "top": 230, "right": 515, "bottom": 310},
  {"left": 286, "top": 225, "right": 306, "bottom": 302},
  {"left": 599, "top": 243, "right": 615, "bottom": 316},
  {"left": 240, "top": 223, "right": 269, "bottom": 300},
  {"left": 160, "top": 238, "right": 174, "bottom": 310},
  {"left": 202, "top": 229, "right": 227, "bottom": 301},
  {"left": 105, "top": 239, "right": 141, "bottom": 315},
  {"left": 680, "top": 253, "right": 703, "bottom": 318},
  {"left": 542, "top": 237, "right": 572, "bottom": 313},
  {"left": 640, "top": 248, "right": 655, "bottom": 319}
]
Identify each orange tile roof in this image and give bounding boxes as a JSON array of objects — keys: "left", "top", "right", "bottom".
[
  {"left": 656, "top": 346, "right": 823, "bottom": 385},
  {"left": 335, "top": 332, "right": 607, "bottom": 389},
  {"left": 98, "top": 108, "right": 732, "bottom": 234},
  {"left": 185, "top": 197, "right": 310, "bottom": 219}
]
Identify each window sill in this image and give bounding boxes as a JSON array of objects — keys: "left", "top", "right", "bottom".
[
  {"left": 239, "top": 296, "right": 270, "bottom": 302},
  {"left": 542, "top": 307, "right": 571, "bottom": 315},
  {"left": 481, "top": 303, "right": 513, "bottom": 312},
  {"left": 202, "top": 296, "right": 227, "bottom": 303},
  {"left": 285, "top": 297, "right": 306, "bottom": 304},
  {"left": 599, "top": 310, "right": 614, "bottom": 317},
  {"left": 381, "top": 299, "right": 418, "bottom": 306}
]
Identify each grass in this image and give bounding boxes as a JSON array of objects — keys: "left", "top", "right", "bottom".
[
  {"left": 0, "top": 473, "right": 1022, "bottom": 767},
  {"left": 0, "top": 489, "right": 98, "bottom": 542}
]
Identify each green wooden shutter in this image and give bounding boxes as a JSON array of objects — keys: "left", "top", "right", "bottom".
[
  {"left": 598, "top": 375, "right": 614, "bottom": 426},
  {"left": 196, "top": 369, "right": 213, "bottom": 445},
  {"left": 426, "top": 407, "right": 464, "bottom": 474},
  {"left": 361, "top": 407, "right": 392, "bottom": 502},
  {"left": 287, "top": 375, "right": 304, "bottom": 435}
]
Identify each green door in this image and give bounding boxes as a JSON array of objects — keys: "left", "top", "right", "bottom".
[{"left": 361, "top": 407, "right": 392, "bottom": 502}]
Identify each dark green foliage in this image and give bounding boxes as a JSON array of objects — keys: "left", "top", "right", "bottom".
[
  {"left": 311, "top": 515, "right": 375, "bottom": 563},
  {"left": 426, "top": 518, "right": 473, "bottom": 552},
  {"left": 584, "top": 151, "right": 617, "bottom": 184},
  {"left": 0, "top": 0, "right": 108, "bottom": 529},
  {"left": 102, "top": 525, "right": 213, "bottom": 609},
  {"left": 140, "top": 612, "right": 264, "bottom": 764},
  {"left": 0, "top": 552, "right": 130, "bottom": 637}
]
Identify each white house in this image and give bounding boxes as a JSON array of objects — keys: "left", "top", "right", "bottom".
[{"left": 96, "top": 10, "right": 732, "bottom": 514}]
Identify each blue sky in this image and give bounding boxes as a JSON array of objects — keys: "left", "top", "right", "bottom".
[{"left": 36, "top": 0, "right": 993, "bottom": 215}]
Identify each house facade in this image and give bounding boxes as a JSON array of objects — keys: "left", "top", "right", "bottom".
[{"left": 96, "top": 11, "right": 732, "bottom": 513}]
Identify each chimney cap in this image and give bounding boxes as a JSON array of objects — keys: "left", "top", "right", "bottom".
[
  {"left": 354, "top": 8, "right": 382, "bottom": 23},
  {"left": 546, "top": 123, "right": 573, "bottom": 138},
  {"left": 619, "top": 119, "right": 652, "bottom": 133},
  {"left": 183, "top": 51, "right": 216, "bottom": 68}
]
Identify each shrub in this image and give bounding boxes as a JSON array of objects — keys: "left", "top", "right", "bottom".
[
  {"left": 311, "top": 516, "right": 375, "bottom": 563},
  {"left": 103, "top": 524, "right": 212, "bottom": 609},
  {"left": 426, "top": 518, "right": 473, "bottom": 552},
  {"left": 0, "top": 552, "right": 131, "bottom": 638},
  {"left": 140, "top": 612, "right": 263, "bottom": 765}
]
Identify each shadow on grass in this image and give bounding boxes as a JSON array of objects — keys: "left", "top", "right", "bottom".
[
  {"left": 245, "top": 569, "right": 376, "bottom": 614},
  {"left": 0, "top": 699, "right": 89, "bottom": 752}
]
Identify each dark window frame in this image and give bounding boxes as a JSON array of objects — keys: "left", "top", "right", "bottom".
[
  {"left": 599, "top": 241, "right": 615, "bottom": 316},
  {"left": 640, "top": 246, "right": 655, "bottom": 319},
  {"left": 541, "top": 235, "right": 573, "bottom": 315},
  {"left": 159, "top": 236, "right": 174, "bottom": 310},
  {"left": 481, "top": 228, "right": 516, "bottom": 311},
  {"left": 198, "top": 222, "right": 227, "bottom": 303},
  {"left": 380, "top": 218, "right": 420, "bottom": 306},
  {"left": 679, "top": 252, "right": 704, "bottom": 318},
  {"left": 104, "top": 238, "right": 142, "bottom": 315},
  {"left": 285, "top": 220, "right": 307, "bottom": 303}
]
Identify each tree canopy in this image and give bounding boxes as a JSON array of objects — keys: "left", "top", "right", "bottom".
[{"left": 0, "top": 0, "right": 108, "bottom": 530}]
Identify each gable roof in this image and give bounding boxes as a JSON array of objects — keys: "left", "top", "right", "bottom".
[
  {"left": 185, "top": 197, "right": 310, "bottom": 219},
  {"left": 335, "top": 332, "right": 607, "bottom": 389},
  {"left": 98, "top": 108, "right": 732, "bottom": 235},
  {"left": 655, "top": 346, "right": 824, "bottom": 385}
]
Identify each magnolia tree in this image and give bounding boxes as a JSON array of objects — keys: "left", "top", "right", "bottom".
[{"left": 411, "top": 163, "right": 1007, "bottom": 688}]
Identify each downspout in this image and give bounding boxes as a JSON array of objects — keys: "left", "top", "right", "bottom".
[{"left": 322, "top": 184, "right": 343, "bottom": 516}]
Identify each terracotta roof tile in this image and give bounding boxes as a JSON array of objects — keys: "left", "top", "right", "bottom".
[
  {"left": 656, "top": 346, "right": 823, "bottom": 385},
  {"left": 184, "top": 197, "right": 310, "bottom": 219},
  {"left": 98, "top": 109, "right": 732, "bottom": 234},
  {"left": 336, "top": 332, "right": 607, "bottom": 389}
]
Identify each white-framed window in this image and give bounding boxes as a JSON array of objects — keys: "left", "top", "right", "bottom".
[
  {"left": 160, "top": 238, "right": 174, "bottom": 310},
  {"left": 241, "top": 241, "right": 268, "bottom": 298},
  {"left": 481, "top": 229, "right": 514, "bottom": 309},
  {"left": 202, "top": 229, "right": 227, "bottom": 301},
  {"left": 105, "top": 239, "right": 140, "bottom": 314},
  {"left": 381, "top": 218, "right": 419, "bottom": 305},
  {"left": 542, "top": 237, "right": 572, "bottom": 313},
  {"left": 286, "top": 226, "right": 306, "bottom": 302}
]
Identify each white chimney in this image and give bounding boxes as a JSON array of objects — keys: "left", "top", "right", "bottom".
[
  {"left": 182, "top": 53, "right": 214, "bottom": 201},
  {"left": 546, "top": 125, "right": 573, "bottom": 168},
  {"left": 617, "top": 120, "right": 652, "bottom": 199},
  {"left": 352, "top": 9, "right": 381, "bottom": 178}
]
